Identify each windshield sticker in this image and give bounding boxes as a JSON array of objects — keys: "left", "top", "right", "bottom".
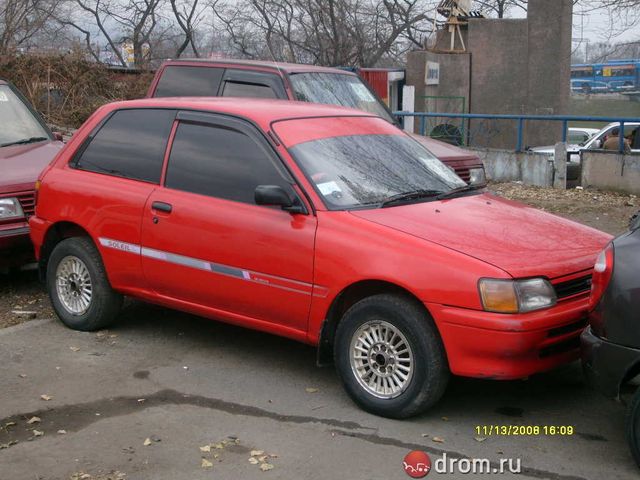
[
  {"left": 350, "top": 83, "right": 374, "bottom": 101},
  {"left": 0, "top": 91, "right": 8, "bottom": 102},
  {"left": 317, "top": 181, "right": 342, "bottom": 196}
]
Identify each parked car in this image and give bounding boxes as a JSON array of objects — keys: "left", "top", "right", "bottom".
[
  {"left": 581, "top": 213, "right": 640, "bottom": 466},
  {"left": 146, "top": 59, "right": 485, "bottom": 184},
  {"left": 531, "top": 122, "right": 640, "bottom": 159},
  {"left": 608, "top": 81, "right": 637, "bottom": 93},
  {"left": 567, "top": 127, "right": 600, "bottom": 145},
  {"left": 31, "top": 98, "right": 611, "bottom": 418},
  {"left": 0, "top": 79, "right": 63, "bottom": 270}
]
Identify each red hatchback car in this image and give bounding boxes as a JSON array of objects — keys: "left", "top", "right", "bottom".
[{"left": 30, "top": 98, "right": 611, "bottom": 418}]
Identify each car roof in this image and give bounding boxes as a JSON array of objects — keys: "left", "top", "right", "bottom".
[
  {"left": 159, "top": 58, "right": 356, "bottom": 75},
  {"left": 100, "top": 97, "right": 378, "bottom": 128}
]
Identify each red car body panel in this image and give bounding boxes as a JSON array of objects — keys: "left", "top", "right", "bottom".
[{"left": 31, "top": 98, "right": 612, "bottom": 380}]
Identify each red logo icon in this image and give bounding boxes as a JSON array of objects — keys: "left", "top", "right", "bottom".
[{"left": 403, "top": 450, "right": 432, "bottom": 478}]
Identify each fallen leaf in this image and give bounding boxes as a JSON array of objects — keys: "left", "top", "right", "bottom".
[
  {"left": 27, "top": 416, "right": 41, "bottom": 424},
  {"left": 305, "top": 387, "right": 319, "bottom": 393},
  {"left": 474, "top": 436, "right": 487, "bottom": 442},
  {"left": 212, "top": 442, "right": 225, "bottom": 449},
  {"left": 258, "top": 455, "right": 268, "bottom": 462},
  {"left": 432, "top": 436, "right": 445, "bottom": 443},
  {"left": 201, "top": 458, "right": 213, "bottom": 468},
  {"left": 143, "top": 438, "right": 152, "bottom": 446},
  {"left": 269, "top": 454, "right": 279, "bottom": 458},
  {"left": 69, "top": 346, "right": 81, "bottom": 352},
  {"left": 250, "top": 450, "right": 265, "bottom": 456},
  {"left": 18, "top": 374, "right": 27, "bottom": 378},
  {"left": 57, "top": 430, "right": 67, "bottom": 434},
  {"left": 40, "top": 394, "right": 52, "bottom": 401},
  {"left": 421, "top": 433, "right": 429, "bottom": 438},
  {"left": 137, "top": 399, "right": 145, "bottom": 403},
  {"left": 4, "top": 422, "right": 16, "bottom": 428},
  {"left": 199, "top": 445, "right": 211, "bottom": 453},
  {"left": 260, "top": 463, "right": 274, "bottom": 472},
  {"left": 248, "top": 457, "right": 259, "bottom": 465},
  {"left": 441, "top": 416, "right": 449, "bottom": 421},
  {"left": 33, "top": 430, "right": 44, "bottom": 437}
]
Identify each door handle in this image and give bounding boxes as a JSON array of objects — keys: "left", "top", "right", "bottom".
[{"left": 152, "top": 201, "right": 172, "bottom": 213}]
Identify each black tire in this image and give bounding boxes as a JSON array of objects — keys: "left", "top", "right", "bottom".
[
  {"left": 334, "top": 294, "right": 449, "bottom": 418},
  {"left": 626, "top": 388, "right": 640, "bottom": 468},
  {"left": 47, "top": 237, "right": 122, "bottom": 331}
]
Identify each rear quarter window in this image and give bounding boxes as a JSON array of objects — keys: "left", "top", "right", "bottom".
[
  {"left": 73, "top": 109, "right": 175, "bottom": 183},
  {"left": 154, "top": 66, "right": 224, "bottom": 97}
]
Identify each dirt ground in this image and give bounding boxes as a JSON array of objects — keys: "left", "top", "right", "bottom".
[{"left": 0, "top": 182, "right": 637, "bottom": 330}]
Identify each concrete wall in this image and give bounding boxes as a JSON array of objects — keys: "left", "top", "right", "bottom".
[
  {"left": 469, "top": 148, "right": 555, "bottom": 187},
  {"left": 525, "top": 0, "right": 572, "bottom": 146},
  {"left": 582, "top": 152, "right": 640, "bottom": 195},
  {"left": 467, "top": 19, "right": 529, "bottom": 149}
]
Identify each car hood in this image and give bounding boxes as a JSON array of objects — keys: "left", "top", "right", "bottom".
[
  {"left": 0, "top": 141, "right": 62, "bottom": 193},
  {"left": 350, "top": 193, "right": 612, "bottom": 279},
  {"left": 410, "top": 134, "right": 479, "bottom": 161}
]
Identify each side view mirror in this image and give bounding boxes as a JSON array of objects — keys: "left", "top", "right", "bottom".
[
  {"left": 592, "top": 139, "right": 602, "bottom": 149},
  {"left": 255, "top": 185, "right": 306, "bottom": 214}
]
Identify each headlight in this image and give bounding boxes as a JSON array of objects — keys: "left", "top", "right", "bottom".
[
  {"left": 0, "top": 198, "right": 24, "bottom": 220},
  {"left": 479, "top": 278, "right": 556, "bottom": 313},
  {"left": 469, "top": 167, "right": 486, "bottom": 185}
]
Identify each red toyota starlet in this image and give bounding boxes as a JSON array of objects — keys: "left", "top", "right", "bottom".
[{"left": 30, "top": 98, "right": 611, "bottom": 418}]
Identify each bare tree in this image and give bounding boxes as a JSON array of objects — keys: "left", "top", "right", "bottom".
[
  {"left": 0, "top": 0, "right": 59, "bottom": 53},
  {"left": 215, "top": 0, "right": 434, "bottom": 67},
  {"left": 169, "top": 0, "right": 209, "bottom": 57},
  {"left": 473, "top": 0, "right": 526, "bottom": 18}
]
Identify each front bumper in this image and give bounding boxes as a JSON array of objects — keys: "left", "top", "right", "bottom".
[
  {"left": 581, "top": 326, "right": 640, "bottom": 399},
  {"left": 0, "top": 222, "right": 34, "bottom": 268},
  {"left": 428, "top": 298, "right": 591, "bottom": 380}
]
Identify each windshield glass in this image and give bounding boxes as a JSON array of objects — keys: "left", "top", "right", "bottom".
[
  {"left": 0, "top": 85, "right": 49, "bottom": 147},
  {"left": 289, "top": 72, "right": 395, "bottom": 123},
  {"left": 289, "top": 134, "right": 466, "bottom": 210}
]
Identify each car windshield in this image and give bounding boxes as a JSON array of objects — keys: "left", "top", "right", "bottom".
[
  {"left": 289, "top": 133, "right": 466, "bottom": 210},
  {"left": 289, "top": 72, "right": 396, "bottom": 123},
  {"left": 0, "top": 84, "right": 49, "bottom": 147}
]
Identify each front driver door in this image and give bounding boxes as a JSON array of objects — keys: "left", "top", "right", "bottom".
[{"left": 140, "top": 112, "right": 317, "bottom": 334}]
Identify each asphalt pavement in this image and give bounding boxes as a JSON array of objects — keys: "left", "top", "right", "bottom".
[{"left": 0, "top": 301, "right": 636, "bottom": 480}]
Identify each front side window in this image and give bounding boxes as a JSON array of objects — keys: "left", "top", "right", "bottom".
[
  {"left": 154, "top": 66, "right": 224, "bottom": 97},
  {"left": 289, "top": 73, "right": 395, "bottom": 123},
  {"left": 74, "top": 109, "right": 175, "bottom": 183},
  {"left": 289, "top": 133, "right": 466, "bottom": 210},
  {"left": 0, "top": 84, "right": 50, "bottom": 147},
  {"left": 165, "top": 122, "right": 289, "bottom": 204}
]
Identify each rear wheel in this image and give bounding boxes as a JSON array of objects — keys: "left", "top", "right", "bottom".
[
  {"left": 334, "top": 294, "right": 449, "bottom": 418},
  {"left": 626, "top": 388, "right": 640, "bottom": 467},
  {"left": 47, "top": 237, "right": 122, "bottom": 331}
]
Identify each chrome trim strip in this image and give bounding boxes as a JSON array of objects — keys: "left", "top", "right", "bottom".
[{"left": 99, "top": 237, "right": 321, "bottom": 297}]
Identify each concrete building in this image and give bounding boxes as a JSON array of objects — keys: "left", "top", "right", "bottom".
[{"left": 406, "top": 0, "right": 573, "bottom": 149}]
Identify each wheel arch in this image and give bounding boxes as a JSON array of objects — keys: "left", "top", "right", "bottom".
[
  {"left": 38, "top": 221, "right": 93, "bottom": 281},
  {"left": 316, "top": 279, "right": 436, "bottom": 366}
]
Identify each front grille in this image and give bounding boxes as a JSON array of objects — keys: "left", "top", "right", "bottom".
[
  {"left": 539, "top": 337, "right": 581, "bottom": 358},
  {"left": 16, "top": 191, "right": 35, "bottom": 217},
  {"left": 454, "top": 167, "right": 470, "bottom": 182},
  {"left": 1, "top": 191, "right": 36, "bottom": 218},
  {"left": 554, "top": 275, "right": 592, "bottom": 299},
  {"left": 547, "top": 318, "right": 588, "bottom": 338}
]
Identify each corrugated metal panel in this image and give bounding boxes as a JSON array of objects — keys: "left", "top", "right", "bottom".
[{"left": 359, "top": 70, "right": 389, "bottom": 104}]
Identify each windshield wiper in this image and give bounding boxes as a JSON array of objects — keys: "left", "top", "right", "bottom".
[
  {"left": 381, "top": 189, "right": 444, "bottom": 208},
  {"left": 1, "top": 136, "right": 48, "bottom": 147},
  {"left": 435, "top": 184, "right": 486, "bottom": 201}
]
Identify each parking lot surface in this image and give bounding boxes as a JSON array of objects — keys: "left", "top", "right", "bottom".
[{"left": 0, "top": 301, "right": 637, "bottom": 480}]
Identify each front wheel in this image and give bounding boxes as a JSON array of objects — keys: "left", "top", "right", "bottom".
[
  {"left": 47, "top": 237, "right": 123, "bottom": 331},
  {"left": 334, "top": 294, "right": 449, "bottom": 418},
  {"left": 626, "top": 387, "right": 640, "bottom": 467}
]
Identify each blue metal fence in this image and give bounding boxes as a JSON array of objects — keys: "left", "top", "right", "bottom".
[{"left": 393, "top": 112, "right": 640, "bottom": 153}]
